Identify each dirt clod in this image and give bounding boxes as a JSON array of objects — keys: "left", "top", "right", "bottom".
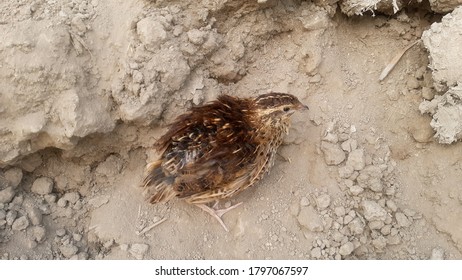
[
  {"left": 321, "top": 141, "right": 346, "bottom": 166},
  {"left": 31, "top": 177, "right": 54, "bottom": 195},
  {"left": 0, "top": 187, "right": 15, "bottom": 204},
  {"left": 12, "top": 216, "right": 29, "bottom": 231}
]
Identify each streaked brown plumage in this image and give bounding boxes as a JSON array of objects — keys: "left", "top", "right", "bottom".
[{"left": 141, "top": 92, "right": 308, "bottom": 231}]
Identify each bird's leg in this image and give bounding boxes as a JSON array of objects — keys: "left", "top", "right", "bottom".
[
  {"left": 212, "top": 201, "right": 243, "bottom": 217},
  {"left": 195, "top": 202, "right": 243, "bottom": 232}
]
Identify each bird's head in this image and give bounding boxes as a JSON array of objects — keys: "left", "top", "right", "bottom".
[{"left": 253, "top": 92, "right": 308, "bottom": 119}]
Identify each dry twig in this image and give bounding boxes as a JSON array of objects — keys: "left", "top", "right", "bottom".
[
  {"left": 135, "top": 217, "right": 167, "bottom": 236},
  {"left": 379, "top": 40, "right": 420, "bottom": 81}
]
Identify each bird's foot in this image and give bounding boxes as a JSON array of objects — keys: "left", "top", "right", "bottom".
[
  {"left": 195, "top": 202, "right": 243, "bottom": 232},
  {"left": 277, "top": 152, "right": 292, "bottom": 163}
]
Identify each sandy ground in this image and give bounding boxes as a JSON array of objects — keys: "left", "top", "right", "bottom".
[{"left": 1, "top": 0, "right": 462, "bottom": 260}]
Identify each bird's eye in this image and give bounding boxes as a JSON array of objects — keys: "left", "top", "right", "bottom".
[{"left": 283, "top": 107, "right": 290, "bottom": 112}]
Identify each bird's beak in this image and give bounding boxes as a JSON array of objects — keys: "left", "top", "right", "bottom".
[{"left": 298, "top": 103, "right": 309, "bottom": 111}]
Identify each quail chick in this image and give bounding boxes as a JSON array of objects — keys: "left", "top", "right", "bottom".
[{"left": 142, "top": 92, "right": 308, "bottom": 231}]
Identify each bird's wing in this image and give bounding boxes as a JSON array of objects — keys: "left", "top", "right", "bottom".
[{"left": 161, "top": 121, "right": 257, "bottom": 200}]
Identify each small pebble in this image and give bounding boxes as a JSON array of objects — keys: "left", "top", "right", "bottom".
[
  {"left": 73, "top": 233, "right": 82, "bottom": 242},
  {"left": 386, "top": 200, "right": 398, "bottom": 212},
  {"left": 27, "top": 240, "right": 38, "bottom": 249},
  {"left": 414, "top": 66, "right": 425, "bottom": 79},
  {"left": 44, "top": 194, "right": 57, "bottom": 204},
  {"left": 26, "top": 206, "right": 43, "bottom": 226},
  {"left": 344, "top": 179, "right": 354, "bottom": 188},
  {"left": 12, "top": 216, "right": 29, "bottom": 231},
  {"left": 309, "top": 74, "right": 322, "bottom": 83},
  {"left": 346, "top": 149, "right": 365, "bottom": 171},
  {"left": 403, "top": 209, "right": 418, "bottom": 218},
  {"left": 6, "top": 210, "right": 17, "bottom": 225},
  {"left": 31, "top": 226, "right": 46, "bottom": 242},
  {"left": 297, "top": 207, "right": 323, "bottom": 232},
  {"left": 331, "top": 230, "right": 344, "bottom": 242},
  {"left": 290, "top": 202, "right": 300, "bottom": 216},
  {"left": 316, "top": 194, "right": 331, "bottom": 210},
  {"left": 0, "top": 187, "right": 15, "bottom": 204},
  {"left": 300, "top": 197, "right": 310, "bottom": 207},
  {"left": 334, "top": 206, "right": 346, "bottom": 217},
  {"left": 11, "top": 194, "right": 23, "bottom": 206},
  {"left": 341, "top": 139, "right": 354, "bottom": 152},
  {"left": 381, "top": 224, "right": 392, "bottom": 235},
  {"left": 172, "top": 25, "right": 183, "bottom": 37},
  {"left": 338, "top": 133, "right": 350, "bottom": 142},
  {"left": 390, "top": 227, "right": 399, "bottom": 236},
  {"left": 56, "top": 228, "right": 66, "bottom": 237},
  {"left": 64, "top": 207, "right": 73, "bottom": 218},
  {"left": 411, "top": 125, "right": 434, "bottom": 143},
  {"left": 348, "top": 218, "right": 365, "bottom": 234},
  {"left": 339, "top": 242, "right": 354, "bottom": 256},
  {"left": 19, "top": 153, "right": 42, "bottom": 172},
  {"left": 310, "top": 247, "right": 322, "bottom": 259},
  {"left": 338, "top": 165, "right": 354, "bottom": 179},
  {"left": 323, "top": 132, "right": 339, "bottom": 143},
  {"left": 73, "top": 200, "right": 83, "bottom": 210},
  {"left": 88, "top": 195, "right": 110, "bottom": 208},
  {"left": 136, "top": 17, "right": 167, "bottom": 51},
  {"left": 385, "top": 186, "right": 396, "bottom": 196},
  {"left": 395, "top": 212, "right": 411, "bottom": 228},
  {"left": 343, "top": 215, "right": 353, "bottom": 224},
  {"left": 422, "top": 87, "right": 434, "bottom": 100},
  {"left": 349, "top": 185, "right": 364, "bottom": 196},
  {"left": 57, "top": 198, "right": 68, "bottom": 208},
  {"left": 60, "top": 244, "right": 79, "bottom": 259},
  {"left": 71, "top": 15, "right": 87, "bottom": 34},
  {"left": 63, "top": 192, "right": 80, "bottom": 204},
  {"left": 361, "top": 200, "right": 387, "bottom": 221},
  {"left": 187, "top": 29, "right": 206, "bottom": 45},
  {"left": 387, "top": 235, "right": 401, "bottom": 245},
  {"left": 339, "top": 226, "right": 351, "bottom": 236},
  {"left": 31, "top": 177, "right": 54, "bottom": 195},
  {"left": 368, "top": 220, "right": 384, "bottom": 230},
  {"left": 348, "top": 210, "right": 356, "bottom": 218},
  {"left": 320, "top": 141, "right": 345, "bottom": 165},
  {"left": 372, "top": 236, "right": 387, "bottom": 250},
  {"left": 4, "top": 168, "right": 23, "bottom": 187}
]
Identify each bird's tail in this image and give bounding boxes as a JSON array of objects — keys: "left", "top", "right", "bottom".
[{"left": 141, "top": 160, "right": 177, "bottom": 203}]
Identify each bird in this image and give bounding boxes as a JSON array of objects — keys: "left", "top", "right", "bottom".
[{"left": 141, "top": 92, "right": 308, "bottom": 231}]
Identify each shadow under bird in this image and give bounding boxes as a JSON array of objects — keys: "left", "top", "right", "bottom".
[{"left": 141, "top": 92, "right": 308, "bottom": 231}]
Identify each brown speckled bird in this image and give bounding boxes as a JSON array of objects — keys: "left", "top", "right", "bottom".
[{"left": 141, "top": 92, "right": 308, "bottom": 231}]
